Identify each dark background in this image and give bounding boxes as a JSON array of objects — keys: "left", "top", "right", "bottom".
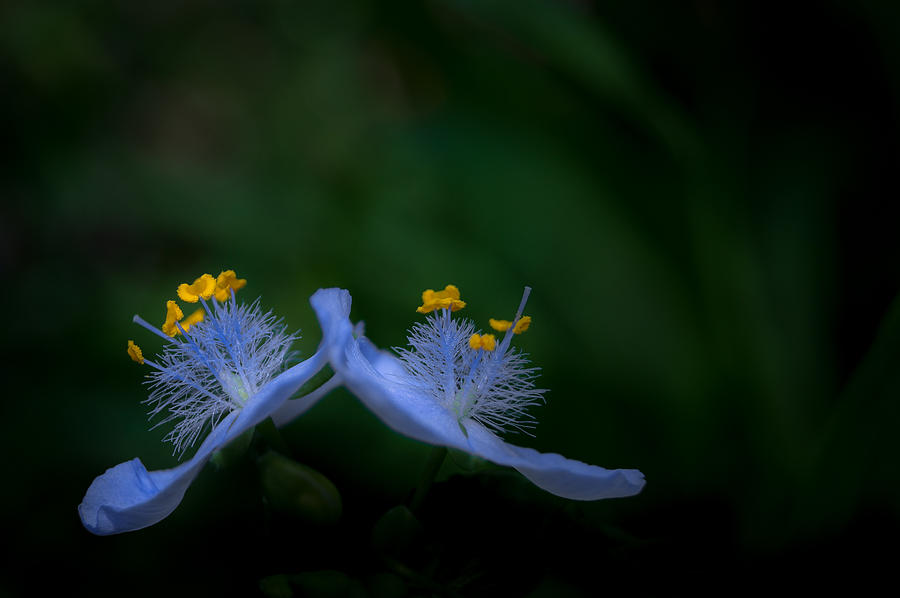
[{"left": 3, "top": 0, "right": 900, "bottom": 595}]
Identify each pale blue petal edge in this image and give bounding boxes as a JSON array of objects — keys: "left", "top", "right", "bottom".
[
  {"left": 270, "top": 373, "right": 343, "bottom": 428},
  {"left": 310, "top": 288, "right": 646, "bottom": 501},
  {"left": 78, "top": 347, "right": 327, "bottom": 535}
]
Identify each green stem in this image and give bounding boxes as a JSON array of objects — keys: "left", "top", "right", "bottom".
[
  {"left": 382, "top": 556, "right": 464, "bottom": 598},
  {"left": 409, "top": 446, "right": 447, "bottom": 511},
  {"left": 255, "top": 417, "right": 292, "bottom": 456}
]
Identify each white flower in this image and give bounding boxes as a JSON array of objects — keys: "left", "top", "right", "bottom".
[
  {"left": 79, "top": 271, "right": 333, "bottom": 535},
  {"left": 310, "top": 286, "right": 645, "bottom": 501}
]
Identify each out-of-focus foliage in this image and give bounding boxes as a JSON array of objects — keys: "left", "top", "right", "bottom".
[{"left": 3, "top": 0, "right": 899, "bottom": 595}]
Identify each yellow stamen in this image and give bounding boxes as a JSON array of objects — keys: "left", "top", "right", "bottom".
[
  {"left": 469, "top": 333, "right": 481, "bottom": 350},
  {"left": 468, "top": 333, "right": 496, "bottom": 351},
  {"left": 214, "top": 270, "right": 247, "bottom": 301},
  {"left": 417, "top": 284, "right": 466, "bottom": 313},
  {"left": 489, "top": 319, "right": 509, "bottom": 331},
  {"left": 177, "top": 274, "right": 216, "bottom": 303},
  {"left": 433, "top": 284, "right": 461, "bottom": 301},
  {"left": 181, "top": 308, "right": 205, "bottom": 332},
  {"left": 481, "top": 333, "right": 496, "bottom": 351},
  {"left": 127, "top": 340, "right": 144, "bottom": 364},
  {"left": 489, "top": 315, "right": 531, "bottom": 334},
  {"left": 162, "top": 300, "right": 185, "bottom": 337}
]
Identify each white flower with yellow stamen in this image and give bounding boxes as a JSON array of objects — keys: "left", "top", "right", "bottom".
[
  {"left": 396, "top": 287, "right": 542, "bottom": 436},
  {"left": 79, "top": 271, "right": 335, "bottom": 535},
  {"left": 310, "top": 285, "right": 645, "bottom": 501}
]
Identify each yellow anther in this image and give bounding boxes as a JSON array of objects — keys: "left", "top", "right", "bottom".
[
  {"left": 177, "top": 274, "right": 216, "bottom": 303},
  {"left": 468, "top": 333, "right": 496, "bottom": 351},
  {"left": 214, "top": 270, "right": 247, "bottom": 301},
  {"left": 127, "top": 340, "right": 144, "bottom": 364},
  {"left": 489, "top": 315, "right": 531, "bottom": 334},
  {"left": 481, "top": 333, "right": 496, "bottom": 351},
  {"left": 181, "top": 308, "right": 205, "bottom": 332},
  {"left": 489, "top": 319, "right": 509, "bottom": 331},
  {"left": 469, "top": 333, "right": 481, "bottom": 350},
  {"left": 162, "top": 300, "right": 185, "bottom": 337},
  {"left": 431, "top": 284, "right": 461, "bottom": 301},
  {"left": 417, "top": 284, "right": 466, "bottom": 313}
]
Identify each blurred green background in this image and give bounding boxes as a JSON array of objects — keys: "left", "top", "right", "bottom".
[{"left": 3, "top": 0, "right": 900, "bottom": 595}]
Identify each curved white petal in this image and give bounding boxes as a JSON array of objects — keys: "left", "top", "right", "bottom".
[
  {"left": 78, "top": 348, "right": 327, "bottom": 535},
  {"left": 310, "top": 289, "right": 645, "bottom": 501},
  {"left": 270, "top": 373, "right": 343, "bottom": 427}
]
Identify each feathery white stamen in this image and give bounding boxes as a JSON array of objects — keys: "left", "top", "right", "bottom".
[
  {"left": 396, "top": 288, "right": 544, "bottom": 435},
  {"left": 136, "top": 293, "right": 297, "bottom": 457}
]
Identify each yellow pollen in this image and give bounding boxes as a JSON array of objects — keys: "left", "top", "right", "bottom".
[
  {"left": 162, "top": 300, "right": 185, "bottom": 337},
  {"left": 489, "top": 315, "right": 531, "bottom": 334},
  {"left": 181, "top": 308, "right": 205, "bottom": 332},
  {"left": 469, "top": 333, "right": 481, "bottom": 350},
  {"left": 177, "top": 274, "right": 216, "bottom": 303},
  {"left": 468, "top": 333, "right": 496, "bottom": 351},
  {"left": 214, "top": 270, "right": 247, "bottom": 301},
  {"left": 417, "top": 284, "right": 466, "bottom": 313},
  {"left": 127, "top": 340, "right": 144, "bottom": 364},
  {"left": 481, "top": 333, "right": 496, "bottom": 351}
]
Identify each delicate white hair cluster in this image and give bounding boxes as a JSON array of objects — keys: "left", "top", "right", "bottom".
[
  {"left": 134, "top": 293, "right": 296, "bottom": 457},
  {"left": 395, "top": 287, "right": 543, "bottom": 435}
]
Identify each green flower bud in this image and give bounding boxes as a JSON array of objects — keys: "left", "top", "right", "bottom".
[{"left": 258, "top": 451, "right": 341, "bottom": 525}]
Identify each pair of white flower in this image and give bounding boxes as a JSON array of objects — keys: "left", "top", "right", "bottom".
[{"left": 78, "top": 275, "right": 645, "bottom": 535}]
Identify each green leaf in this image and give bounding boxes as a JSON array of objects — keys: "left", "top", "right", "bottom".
[
  {"left": 209, "top": 426, "right": 254, "bottom": 470},
  {"left": 259, "top": 574, "right": 293, "bottom": 598},
  {"left": 371, "top": 506, "right": 423, "bottom": 554},
  {"left": 292, "top": 571, "right": 367, "bottom": 598},
  {"left": 258, "top": 451, "right": 342, "bottom": 525}
]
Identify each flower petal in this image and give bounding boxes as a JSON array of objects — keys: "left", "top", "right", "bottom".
[
  {"left": 463, "top": 423, "right": 646, "bottom": 500},
  {"left": 309, "top": 288, "right": 645, "bottom": 501},
  {"left": 270, "top": 373, "right": 343, "bottom": 427},
  {"left": 78, "top": 348, "right": 327, "bottom": 535}
]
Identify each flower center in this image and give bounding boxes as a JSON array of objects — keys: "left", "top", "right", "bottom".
[
  {"left": 397, "top": 285, "right": 544, "bottom": 436},
  {"left": 126, "top": 270, "right": 296, "bottom": 457},
  {"left": 222, "top": 370, "right": 251, "bottom": 404}
]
